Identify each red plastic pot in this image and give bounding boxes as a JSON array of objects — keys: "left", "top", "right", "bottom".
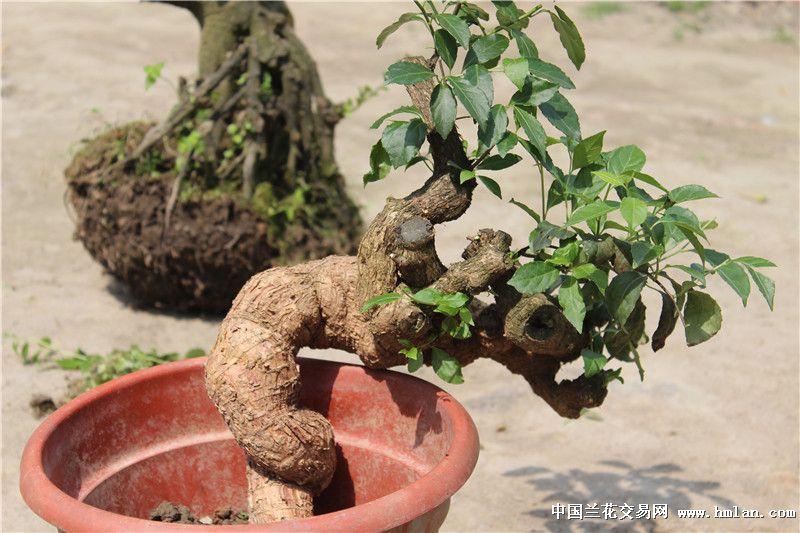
[{"left": 20, "top": 357, "right": 479, "bottom": 532}]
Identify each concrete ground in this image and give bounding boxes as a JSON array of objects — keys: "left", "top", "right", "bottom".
[{"left": 2, "top": 2, "right": 798, "bottom": 532}]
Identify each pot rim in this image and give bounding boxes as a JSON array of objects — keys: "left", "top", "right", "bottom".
[{"left": 20, "top": 356, "right": 480, "bottom": 532}]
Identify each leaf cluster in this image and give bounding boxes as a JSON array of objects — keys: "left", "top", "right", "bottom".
[{"left": 363, "top": 1, "right": 776, "bottom": 389}]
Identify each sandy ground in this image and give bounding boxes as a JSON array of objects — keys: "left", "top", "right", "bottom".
[{"left": 2, "top": 2, "right": 798, "bottom": 532}]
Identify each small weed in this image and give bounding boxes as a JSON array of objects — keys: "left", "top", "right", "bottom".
[
  {"left": 661, "top": 1, "right": 709, "bottom": 14},
  {"left": 6, "top": 333, "right": 206, "bottom": 397},
  {"left": 772, "top": 25, "right": 798, "bottom": 46},
  {"left": 583, "top": 2, "right": 627, "bottom": 20}
]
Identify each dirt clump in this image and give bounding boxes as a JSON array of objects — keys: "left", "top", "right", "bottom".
[{"left": 149, "top": 502, "right": 248, "bottom": 525}]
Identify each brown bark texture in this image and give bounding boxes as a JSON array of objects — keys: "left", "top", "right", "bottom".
[{"left": 206, "top": 57, "right": 609, "bottom": 521}]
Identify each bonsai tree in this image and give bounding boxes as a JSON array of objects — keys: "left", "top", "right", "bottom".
[
  {"left": 206, "top": 0, "right": 776, "bottom": 523},
  {"left": 64, "top": 1, "right": 362, "bottom": 313}
]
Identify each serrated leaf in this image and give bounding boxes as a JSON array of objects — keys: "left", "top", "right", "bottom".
[
  {"left": 361, "top": 292, "right": 402, "bottom": 312},
  {"left": 478, "top": 105, "right": 508, "bottom": 150},
  {"left": 435, "top": 13, "right": 471, "bottom": 48},
  {"left": 606, "top": 145, "right": 646, "bottom": 175},
  {"left": 527, "top": 57, "right": 575, "bottom": 89},
  {"left": 376, "top": 13, "right": 422, "bottom": 48},
  {"left": 558, "top": 276, "right": 586, "bottom": 332},
  {"left": 547, "top": 242, "right": 579, "bottom": 267},
  {"left": 384, "top": 61, "right": 435, "bottom": 85},
  {"left": 512, "top": 29, "right": 538, "bottom": 58},
  {"left": 434, "top": 29, "right": 459, "bottom": 69},
  {"left": 497, "top": 131, "right": 518, "bottom": 157},
  {"left": 592, "top": 170, "right": 629, "bottom": 187},
  {"left": 572, "top": 263, "right": 608, "bottom": 293},
  {"left": 652, "top": 292, "right": 678, "bottom": 351},
  {"left": 503, "top": 57, "right": 529, "bottom": 90},
  {"left": 449, "top": 73, "right": 491, "bottom": 126},
  {"left": 508, "top": 261, "right": 559, "bottom": 294},
  {"left": 567, "top": 200, "right": 619, "bottom": 226},
  {"left": 509, "top": 198, "right": 541, "bottom": 222},
  {"left": 370, "top": 105, "right": 422, "bottom": 129},
  {"left": 539, "top": 92, "right": 581, "bottom": 139},
  {"left": 716, "top": 261, "right": 750, "bottom": 306},
  {"left": 683, "top": 290, "right": 722, "bottom": 346},
  {"left": 550, "top": 6, "right": 585, "bottom": 69},
  {"left": 582, "top": 349, "right": 608, "bottom": 378},
  {"left": 431, "top": 84, "right": 457, "bottom": 138},
  {"left": 744, "top": 266, "right": 775, "bottom": 310},
  {"left": 411, "top": 287, "right": 443, "bottom": 306},
  {"left": 606, "top": 271, "right": 647, "bottom": 324},
  {"left": 363, "top": 140, "right": 392, "bottom": 185},
  {"left": 735, "top": 256, "right": 776, "bottom": 268},
  {"left": 478, "top": 175, "right": 502, "bottom": 198},
  {"left": 468, "top": 34, "right": 509, "bottom": 65},
  {"left": 668, "top": 184, "right": 719, "bottom": 203},
  {"left": 477, "top": 153, "right": 521, "bottom": 171},
  {"left": 431, "top": 347, "right": 464, "bottom": 384},
  {"left": 513, "top": 107, "right": 547, "bottom": 160},
  {"left": 620, "top": 197, "right": 648, "bottom": 229},
  {"left": 572, "top": 131, "right": 605, "bottom": 169},
  {"left": 381, "top": 119, "right": 427, "bottom": 168}
]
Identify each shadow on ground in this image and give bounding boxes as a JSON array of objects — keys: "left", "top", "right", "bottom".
[{"left": 504, "top": 460, "right": 736, "bottom": 532}]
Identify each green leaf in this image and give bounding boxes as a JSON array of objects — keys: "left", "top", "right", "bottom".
[
  {"left": 547, "top": 242, "right": 579, "bottom": 267},
  {"left": 477, "top": 153, "right": 521, "bottom": 171},
  {"left": 716, "top": 261, "right": 751, "bottom": 306},
  {"left": 435, "top": 13, "right": 471, "bottom": 48},
  {"left": 478, "top": 175, "right": 503, "bottom": 198},
  {"left": 683, "top": 290, "right": 723, "bottom": 346},
  {"left": 606, "top": 271, "right": 647, "bottom": 324},
  {"left": 438, "top": 292, "right": 470, "bottom": 310},
  {"left": 362, "top": 140, "right": 392, "bottom": 185},
  {"left": 592, "top": 170, "right": 629, "bottom": 187},
  {"left": 449, "top": 73, "right": 491, "bottom": 126},
  {"left": 468, "top": 34, "right": 509, "bottom": 65},
  {"left": 539, "top": 92, "right": 581, "bottom": 139},
  {"left": 582, "top": 349, "right": 608, "bottom": 378},
  {"left": 431, "top": 347, "right": 464, "bottom": 384},
  {"left": 401, "top": 345, "right": 421, "bottom": 361},
  {"left": 407, "top": 351, "right": 424, "bottom": 372},
  {"left": 668, "top": 184, "right": 719, "bottom": 203},
  {"left": 630, "top": 241, "right": 660, "bottom": 268},
  {"left": 463, "top": 64, "right": 494, "bottom": 102},
  {"left": 411, "top": 287, "right": 444, "bottom": 306},
  {"left": 513, "top": 107, "right": 548, "bottom": 160},
  {"left": 434, "top": 29, "right": 459, "bottom": 70},
  {"left": 478, "top": 105, "right": 508, "bottom": 150},
  {"left": 431, "top": 84, "right": 457, "bottom": 138},
  {"left": 669, "top": 263, "right": 707, "bottom": 285},
  {"left": 652, "top": 292, "right": 678, "bottom": 352},
  {"left": 503, "top": 57, "right": 529, "bottom": 90},
  {"left": 572, "top": 131, "right": 605, "bottom": 169},
  {"left": 567, "top": 200, "right": 619, "bottom": 226},
  {"left": 527, "top": 57, "right": 575, "bottom": 89},
  {"left": 376, "top": 13, "right": 422, "bottom": 48},
  {"left": 633, "top": 171, "right": 669, "bottom": 192},
  {"left": 184, "top": 348, "right": 206, "bottom": 359},
  {"left": 744, "top": 266, "right": 775, "bottom": 310},
  {"left": 509, "top": 198, "right": 541, "bottom": 223},
  {"left": 361, "top": 292, "right": 402, "bottom": 312},
  {"left": 459, "top": 169, "right": 476, "bottom": 183},
  {"left": 381, "top": 119, "right": 427, "bottom": 168},
  {"left": 735, "top": 256, "right": 776, "bottom": 268},
  {"left": 370, "top": 105, "right": 422, "bottom": 129},
  {"left": 512, "top": 29, "right": 538, "bottom": 58},
  {"left": 558, "top": 276, "right": 586, "bottom": 332},
  {"left": 512, "top": 77, "right": 559, "bottom": 107},
  {"left": 620, "top": 197, "right": 648, "bottom": 229},
  {"left": 606, "top": 145, "right": 646, "bottom": 175},
  {"left": 508, "top": 261, "right": 559, "bottom": 294},
  {"left": 497, "top": 131, "right": 518, "bottom": 157},
  {"left": 550, "top": 6, "right": 585, "bottom": 70},
  {"left": 572, "top": 263, "right": 608, "bottom": 293},
  {"left": 384, "top": 61, "right": 435, "bottom": 85},
  {"left": 528, "top": 221, "right": 575, "bottom": 253},
  {"left": 143, "top": 62, "right": 164, "bottom": 90}
]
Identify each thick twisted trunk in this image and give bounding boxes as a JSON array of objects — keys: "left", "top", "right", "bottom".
[{"left": 206, "top": 55, "right": 606, "bottom": 522}]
